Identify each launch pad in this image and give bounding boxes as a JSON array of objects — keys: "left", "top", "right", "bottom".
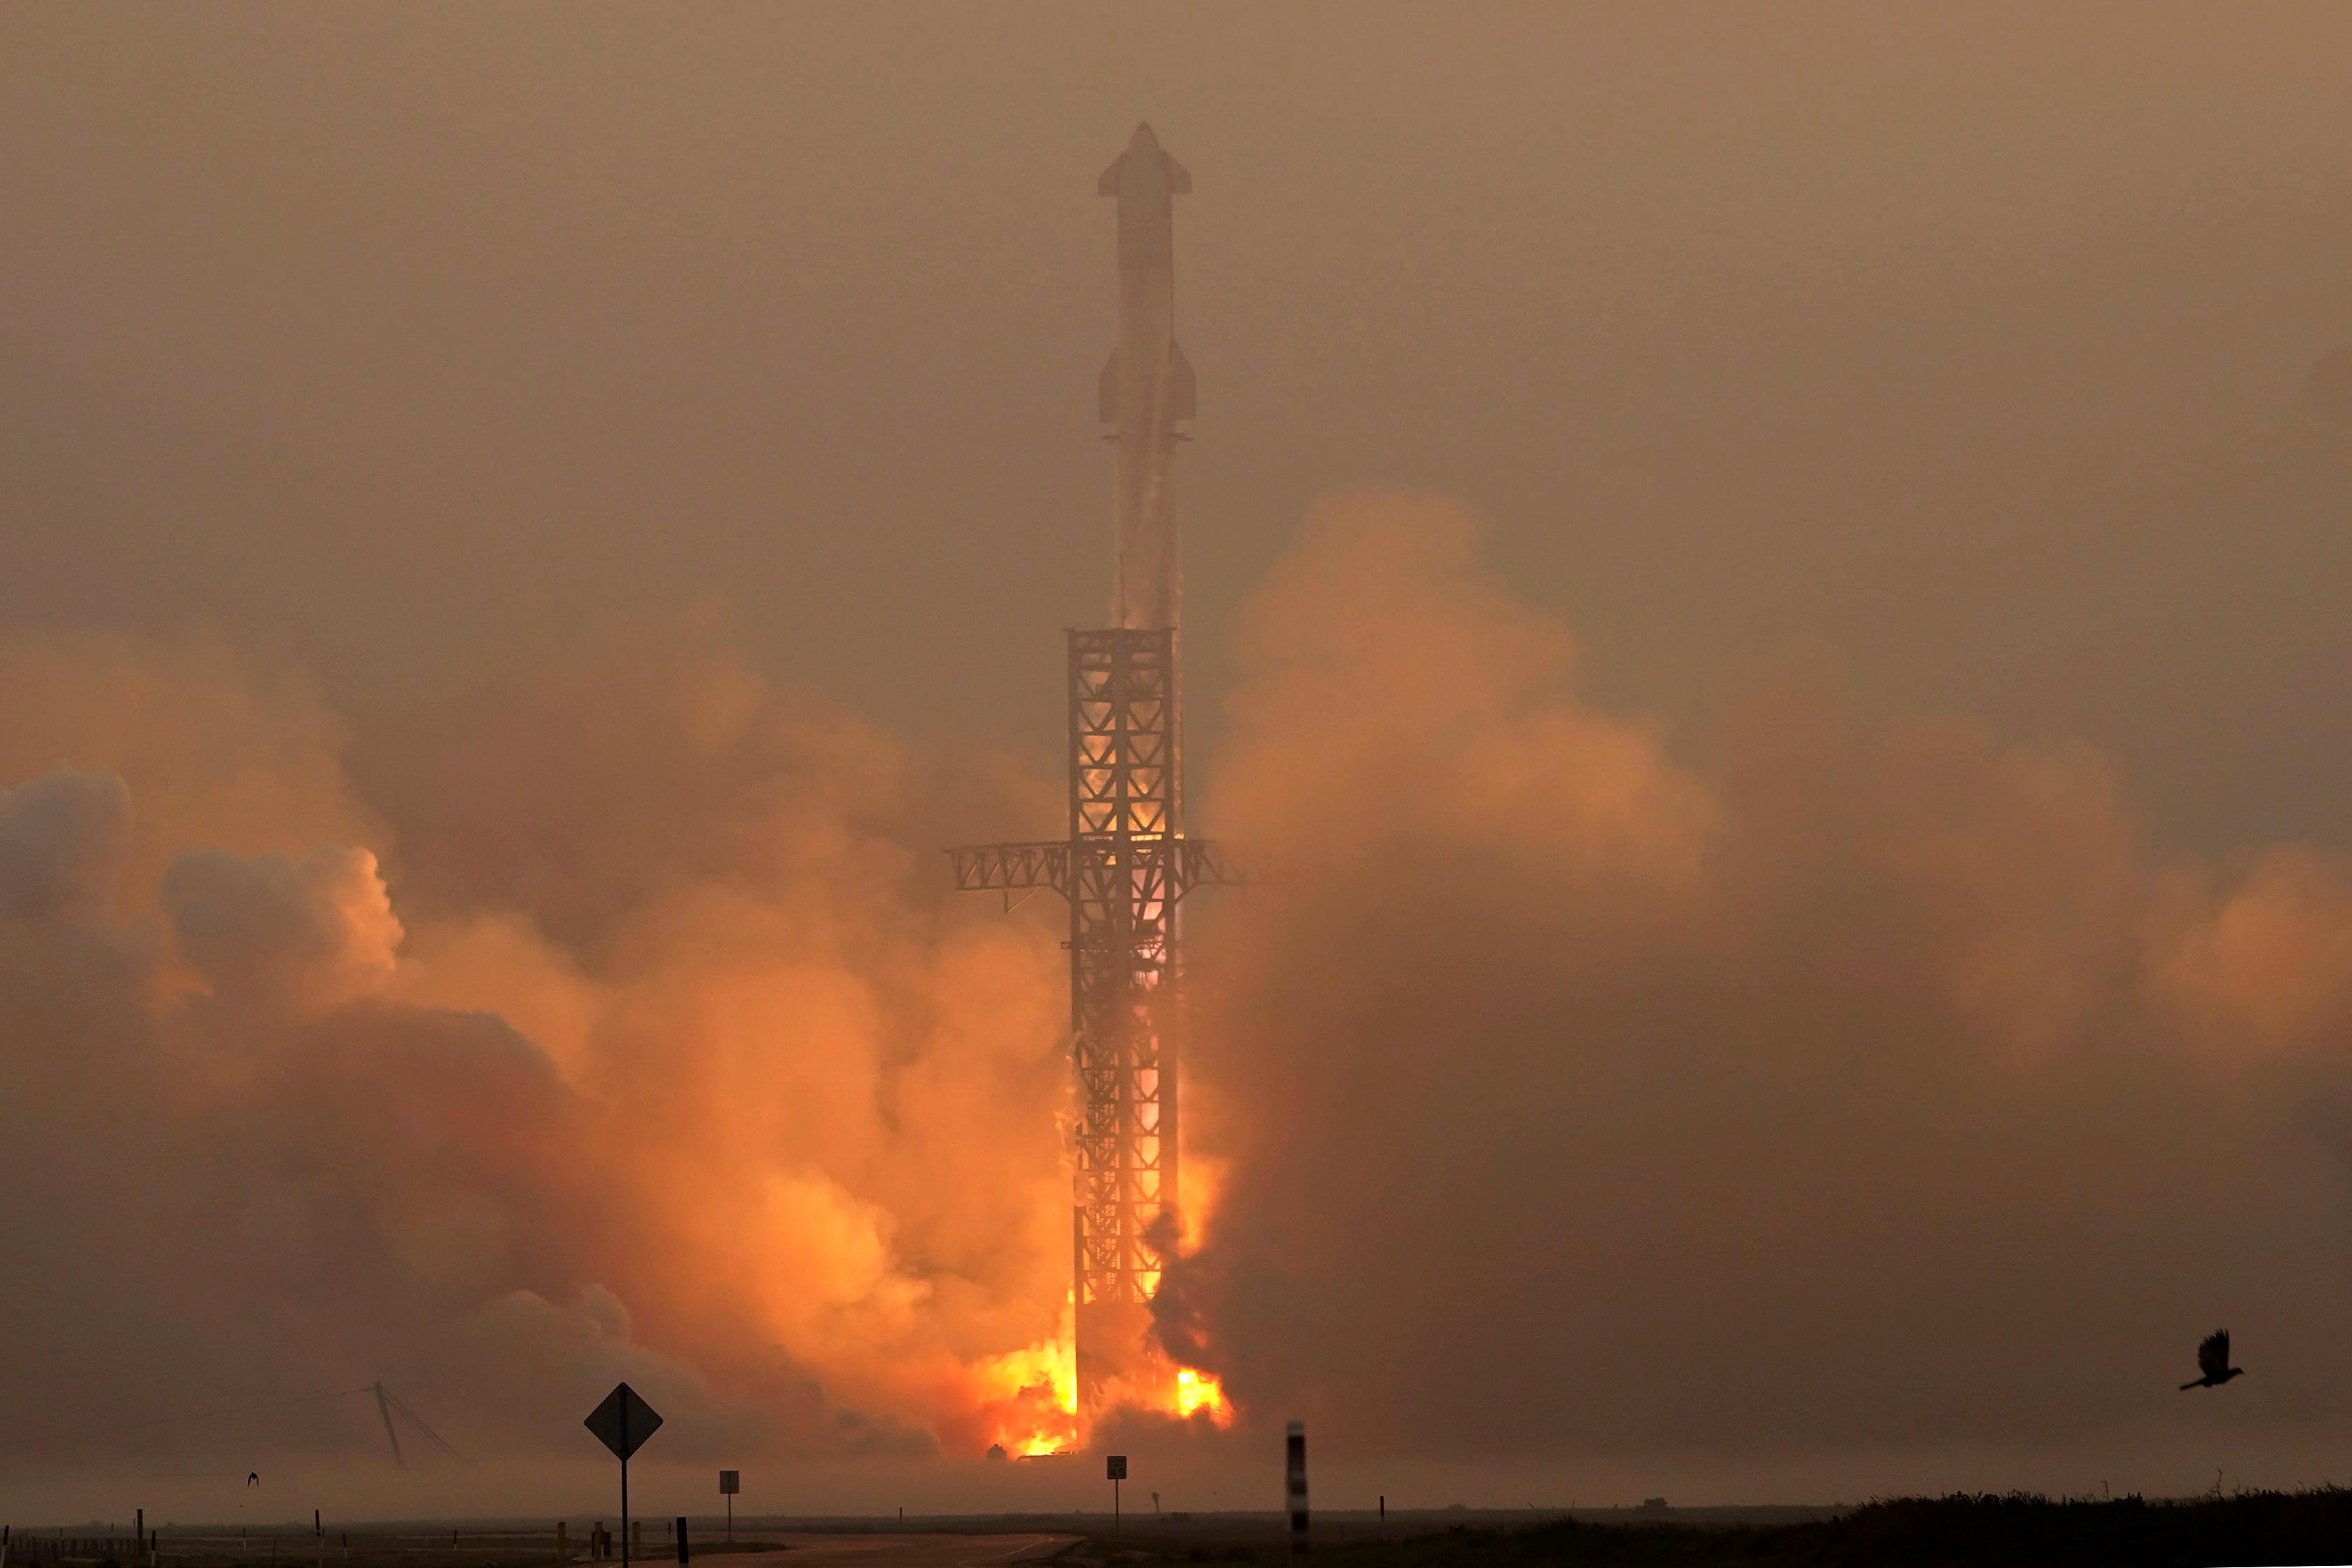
[{"left": 949, "top": 126, "right": 1238, "bottom": 1406}]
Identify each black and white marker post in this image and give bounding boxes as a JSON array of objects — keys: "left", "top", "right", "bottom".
[
  {"left": 1284, "top": 1422, "right": 1308, "bottom": 1568},
  {"left": 583, "top": 1384, "right": 665, "bottom": 1568}
]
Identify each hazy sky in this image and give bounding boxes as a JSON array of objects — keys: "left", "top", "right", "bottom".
[
  {"left": 8, "top": 1, "right": 2352, "bottom": 1525},
  {"left": 6, "top": 4, "right": 2350, "bottom": 846}
]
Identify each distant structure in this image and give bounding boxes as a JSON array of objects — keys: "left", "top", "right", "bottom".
[{"left": 949, "top": 124, "right": 1241, "bottom": 1406}]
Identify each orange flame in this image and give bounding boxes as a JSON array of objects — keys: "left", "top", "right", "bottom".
[
  {"left": 977, "top": 1295, "right": 1082, "bottom": 1457},
  {"left": 976, "top": 1144, "right": 1234, "bottom": 1452},
  {"left": 1173, "top": 1364, "right": 1229, "bottom": 1421},
  {"left": 980, "top": 1331, "right": 1233, "bottom": 1454}
]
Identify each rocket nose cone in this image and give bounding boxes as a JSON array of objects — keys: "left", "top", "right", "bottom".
[{"left": 1129, "top": 122, "right": 1161, "bottom": 152}]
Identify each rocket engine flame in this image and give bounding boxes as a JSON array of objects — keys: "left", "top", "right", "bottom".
[
  {"left": 977, "top": 1331, "right": 1082, "bottom": 1457},
  {"left": 1173, "top": 1365, "right": 1229, "bottom": 1422},
  {"left": 973, "top": 1328, "right": 1231, "bottom": 1456},
  {"left": 974, "top": 1248, "right": 1236, "bottom": 1455}
]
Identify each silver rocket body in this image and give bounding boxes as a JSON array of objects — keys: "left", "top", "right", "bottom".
[{"left": 1098, "top": 123, "right": 1194, "bottom": 631}]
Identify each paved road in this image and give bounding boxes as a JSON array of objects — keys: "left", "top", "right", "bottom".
[{"left": 762, "top": 1535, "right": 1073, "bottom": 1568}]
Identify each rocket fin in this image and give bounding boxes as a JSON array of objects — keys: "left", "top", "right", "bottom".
[
  {"left": 1099, "top": 349, "right": 1120, "bottom": 422},
  {"left": 1168, "top": 341, "right": 1195, "bottom": 419},
  {"left": 1163, "top": 154, "right": 1192, "bottom": 195},
  {"left": 1097, "top": 153, "right": 1128, "bottom": 196}
]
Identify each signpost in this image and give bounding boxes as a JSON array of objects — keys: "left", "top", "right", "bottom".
[
  {"left": 1106, "top": 1455, "right": 1127, "bottom": 1532},
  {"left": 1284, "top": 1423, "right": 1307, "bottom": 1567},
  {"left": 583, "top": 1384, "right": 664, "bottom": 1568},
  {"left": 718, "top": 1472, "right": 739, "bottom": 1545}
]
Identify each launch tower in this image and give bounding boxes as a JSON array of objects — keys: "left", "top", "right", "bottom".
[{"left": 949, "top": 125, "right": 1240, "bottom": 1406}]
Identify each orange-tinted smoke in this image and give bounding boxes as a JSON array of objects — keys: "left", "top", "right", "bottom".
[{"left": 1164, "top": 486, "right": 2352, "bottom": 1475}]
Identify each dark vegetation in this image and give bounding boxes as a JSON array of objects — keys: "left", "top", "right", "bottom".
[
  {"left": 39, "top": 1494, "right": 2352, "bottom": 1568},
  {"left": 1065, "top": 1490, "right": 2352, "bottom": 1567}
]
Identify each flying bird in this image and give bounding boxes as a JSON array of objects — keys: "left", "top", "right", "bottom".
[{"left": 2180, "top": 1330, "right": 2245, "bottom": 1390}]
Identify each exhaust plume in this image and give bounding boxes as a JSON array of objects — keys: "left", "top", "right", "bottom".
[
  {"left": 8, "top": 494, "right": 2352, "bottom": 1508},
  {"left": 1163, "top": 488, "right": 2352, "bottom": 1485}
]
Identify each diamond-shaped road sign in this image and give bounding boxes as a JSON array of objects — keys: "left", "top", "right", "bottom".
[{"left": 585, "top": 1382, "right": 664, "bottom": 1462}]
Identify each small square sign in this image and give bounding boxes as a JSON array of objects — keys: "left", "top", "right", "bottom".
[
  {"left": 1106, "top": 1455, "right": 1127, "bottom": 1481},
  {"left": 718, "top": 1471, "right": 739, "bottom": 1496}
]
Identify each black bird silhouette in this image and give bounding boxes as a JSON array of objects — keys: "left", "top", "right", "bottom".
[{"left": 2180, "top": 1329, "right": 2245, "bottom": 1390}]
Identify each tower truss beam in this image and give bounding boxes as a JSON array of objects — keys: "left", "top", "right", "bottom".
[
  {"left": 948, "top": 628, "right": 1243, "bottom": 1399},
  {"left": 948, "top": 837, "right": 1247, "bottom": 899}
]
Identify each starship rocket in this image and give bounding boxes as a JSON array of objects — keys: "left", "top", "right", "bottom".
[{"left": 1098, "top": 122, "right": 1194, "bottom": 631}]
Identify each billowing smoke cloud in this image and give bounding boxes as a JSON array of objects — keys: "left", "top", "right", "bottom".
[
  {"left": 11, "top": 493, "right": 2352, "bottom": 1513},
  {"left": 0, "top": 622, "right": 1076, "bottom": 1512},
  {"left": 1165, "top": 488, "right": 2352, "bottom": 1482}
]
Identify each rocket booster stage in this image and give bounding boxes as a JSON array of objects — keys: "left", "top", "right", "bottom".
[{"left": 1098, "top": 123, "right": 1195, "bottom": 631}]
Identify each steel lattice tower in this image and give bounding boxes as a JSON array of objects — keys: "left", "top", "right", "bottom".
[{"left": 949, "top": 125, "right": 1239, "bottom": 1404}]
